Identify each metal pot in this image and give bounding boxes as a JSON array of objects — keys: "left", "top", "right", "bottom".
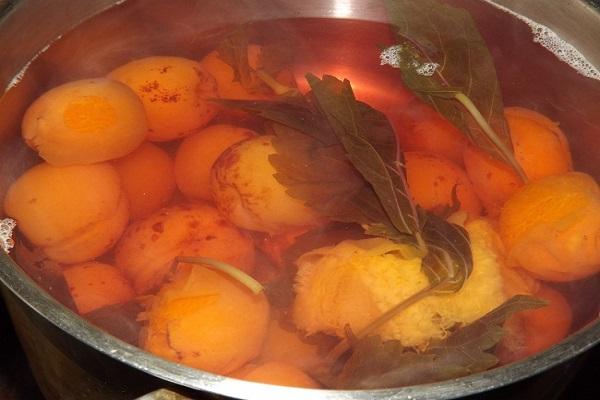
[{"left": 1, "top": 1, "right": 600, "bottom": 399}]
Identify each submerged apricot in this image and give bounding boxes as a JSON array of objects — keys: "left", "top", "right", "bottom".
[
  {"left": 498, "top": 285, "right": 572, "bottom": 363},
  {"left": 108, "top": 56, "right": 218, "bottom": 141},
  {"left": 113, "top": 142, "right": 176, "bottom": 219},
  {"left": 64, "top": 261, "right": 134, "bottom": 315},
  {"left": 3, "top": 163, "right": 128, "bottom": 263},
  {"left": 463, "top": 145, "right": 523, "bottom": 217},
  {"left": 174, "top": 124, "right": 257, "bottom": 200},
  {"left": 114, "top": 203, "right": 255, "bottom": 294},
  {"left": 393, "top": 100, "right": 468, "bottom": 166},
  {"left": 232, "top": 361, "right": 320, "bottom": 388},
  {"left": 405, "top": 151, "right": 481, "bottom": 218},
  {"left": 505, "top": 107, "right": 572, "bottom": 181},
  {"left": 199, "top": 45, "right": 268, "bottom": 100},
  {"left": 140, "top": 265, "right": 269, "bottom": 374},
  {"left": 499, "top": 172, "right": 600, "bottom": 281},
  {"left": 21, "top": 78, "right": 147, "bottom": 165}
]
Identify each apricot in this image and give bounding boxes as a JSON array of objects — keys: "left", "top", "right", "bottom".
[
  {"left": 405, "top": 151, "right": 482, "bottom": 218},
  {"left": 505, "top": 107, "right": 572, "bottom": 181},
  {"left": 393, "top": 99, "right": 468, "bottom": 165},
  {"left": 21, "top": 78, "right": 147, "bottom": 166},
  {"left": 140, "top": 265, "right": 270, "bottom": 374},
  {"left": 114, "top": 203, "right": 255, "bottom": 294},
  {"left": 257, "top": 319, "right": 324, "bottom": 371},
  {"left": 499, "top": 172, "right": 600, "bottom": 281},
  {"left": 498, "top": 285, "right": 572, "bottom": 363},
  {"left": 463, "top": 144, "right": 523, "bottom": 217},
  {"left": 232, "top": 361, "right": 320, "bottom": 388},
  {"left": 113, "top": 142, "right": 176, "bottom": 219},
  {"left": 174, "top": 124, "right": 257, "bottom": 200},
  {"left": 211, "top": 135, "right": 320, "bottom": 233},
  {"left": 3, "top": 163, "right": 129, "bottom": 263},
  {"left": 199, "top": 45, "right": 268, "bottom": 100},
  {"left": 108, "top": 56, "right": 218, "bottom": 141},
  {"left": 63, "top": 261, "right": 134, "bottom": 315}
]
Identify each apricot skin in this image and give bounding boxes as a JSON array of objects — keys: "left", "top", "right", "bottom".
[
  {"left": 21, "top": 78, "right": 147, "bottom": 166},
  {"left": 64, "top": 261, "right": 134, "bottom": 315},
  {"left": 114, "top": 203, "right": 255, "bottom": 294},
  {"left": 405, "top": 151, "right": 481, "bottom": 218},
  {"left": 113, "top": 142, "right": 176, "bottom": 219},
  {"left": 108, "top": 56, "right": 219, "bottom": 141},
  {"left": 3, "top": 162, "right": 129, "bottom": 263},
  {"left": 140, "top": 265, "right": 270, "bottom": 375},
  {"left": 174, "top": 124, "right": 257, "bottom": 201},
  {"left": 499, "top": 172, "right": 600, "bottom": 281},
  {"left": 505, "top": 107, "right": 572, "bottom": 181},
  {"left": 232, "top": 361, "right": 320, "bottom": 388}
]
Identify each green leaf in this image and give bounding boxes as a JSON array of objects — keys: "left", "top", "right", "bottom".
[
  {"left": 420, "top": 212, "right": 472, "bottom": 293},
  {"left": 383, "top": 0, "right": 525, "bottom": 179},
  {"left": 334, "top": 295, "right": 546, "bottom": 389},
  {"left": 306, "top": 73, "right": 420, "bottom": 237}
]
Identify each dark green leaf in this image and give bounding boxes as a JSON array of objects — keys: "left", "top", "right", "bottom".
[
  {"left": 420, "top": 212, "right": 472, "bottom": 293},
  {"left": 383, "top": 0, "right": 512, "bottom": 166},
  {"left": 334, "top": 295, "right": 546, "bottom": 389},
  {"left": 306, "top": 73, "right": 419, "bottom": 236}
]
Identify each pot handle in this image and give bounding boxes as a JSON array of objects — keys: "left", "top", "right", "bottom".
[{"left": 135, "top": 388, "right": 195, "bottom": 400}]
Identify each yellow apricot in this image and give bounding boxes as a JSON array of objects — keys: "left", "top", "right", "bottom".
[
  {"left": 63, "top": 261, "right": 134, "bottom": 314},
  {"left": 113, "top": 142, "right": 176, "bottom": 219},
  {"left": 174, "top": 124, "right": 257, "bottom": 200},
  {"left": 3, "top": 163, "right": 129, "bottom": 263},
  {"left": 21, "top": 78, "right": 147, "bottom": 166},
  {"left": 211, "top": 135, "right": 320, "bottom": 233},
  {"left": 114, "top": 203, "right": 255, "bottom": 294},
  {"left": 108, "top": 56, "right": 218, "bottom": 141},
  {"left": 499, "top": 172, "right": 600, "bottom": 281},
  {"left": 232, "top": 361, "right": 320, "bottom": 388},
  {"left": 140, "top": 265, "right": 269, "bottom": 375}
]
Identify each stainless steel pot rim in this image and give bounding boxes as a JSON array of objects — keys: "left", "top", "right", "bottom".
[{"left": 1, "top": 251, "right": 599, "bottom": 400}]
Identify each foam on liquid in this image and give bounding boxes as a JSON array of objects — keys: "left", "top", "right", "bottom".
[{"left": 481, "top": 0, "right": 600, "bottom": 81}]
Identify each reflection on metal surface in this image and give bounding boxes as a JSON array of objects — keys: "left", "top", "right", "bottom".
[{"left": 332, "top": 0, "right": 354, "bottom": 18}]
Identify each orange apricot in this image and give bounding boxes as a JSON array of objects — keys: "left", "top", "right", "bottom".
[
  {"left": 108, "top": 56, "right": 218, "bottom": 141},
  {"left": 463, "top": 145, "right": 523, "bottom": 217},
  {"left": 257, "top": 319, "right": 324, "bottom": 372},
  {"left": 505, "top": 107, "right": 572, "bottom": 181},
  {"left": 114, "top": 203, "right": 255, "bottom": 294},
  {"left": 3, "top": 163, "right": 129, "bottom": 263},
  {"left": 405, "top": 151, "right": 482, "bottom": 218},
  {"left": 232, "top": 361, "right": 320, "bottom": 388},
  {"left": 498, "top": 285, "right": 572, "bottom": 363},
  {"left": 199, "top": 45, "right": 269, "bottom": 100},
  {"left": 63, "top": 261, "right": 134, "bottom": 315},
  {"left": 113, "top": 142, "right": 176, "bottom": 219},
  {"left": 140, "top": 265, "right": 270, "bottom": 374},
  {"left": 498, "top": 172, "right": 600, "bottom": 281},
  {"left": 392, "top": 99, "right": 468, "bottom": 166},
  {"left": 174, "top": 124, "right": 257, "bottom": 200},
  {"left": 21, "top": 78, "right": 147, "bottom": 166}
]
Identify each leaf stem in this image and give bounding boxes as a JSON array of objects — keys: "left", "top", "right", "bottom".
[
  {"left": 255, "top": 69, "right": 299, "bottom": 97},
  {"left": 175, "top": 256, "right": 264, "bottom": 295},
  {"left": 326, "top": 281, "right": 441, "bottom": 364},
  {"left": 454, "top": 92, "right": 528, "bottom": 182}
]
